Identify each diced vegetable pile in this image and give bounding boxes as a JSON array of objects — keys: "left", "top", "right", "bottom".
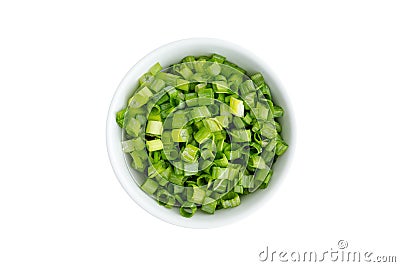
[{"left": 116, "top": 54, "right": 288, "bottom": 217}]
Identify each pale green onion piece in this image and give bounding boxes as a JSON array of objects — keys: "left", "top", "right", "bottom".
[
  {"left": 206, "top": 62, "right": 221, "bottom": 76},
  {"left": 190, "top": 106, "right": 211, "bottom": 119},
  {"left": 122, "top": 138, "right": 145, "bottom": 153},
  {"left": 188, "top": 186, "right": 206, "bottom": 204},
  {"left": 156, "top": 72, "right": 180, "bottom": 86},
  {"left": 181, "top": 144, "right": 199, "bottom": 163},
  {"left": 149, "top": 63, "right": 163, "bottom": 76},
  {"left": 171, "top": 128, "right": 190, "bottom": 142},
  {"left": 230, "top": 97, "right": 244, "bottom": 117},
  {"left": 146, "top": 139, "right": 163, "bottom": 152},
  {"left": 141, "top": 179, "right": 158, "bottom": 195},
  {"left": 125, "top": 117, "right": 141, "bottom": 137},
  {"left": 201, "top": 197, "right": 217, "bottom": 214},
  {"left": 212, "top": 80, "right": 230, "bottom": 93},
  {"left": 146, "top": 120, "right": 163, "bottom": 136},
  {"left": 129, "top": 86, "right": 153, "bottom": 108},
  {"left": 194, "top": 127, "right": 211, "bottom": 144},
  {"left": 203, "top": 118, "right": 223, "bottom": 132},
  {"left": 172, "top": 113, "right": 189, "bottom": 128}
]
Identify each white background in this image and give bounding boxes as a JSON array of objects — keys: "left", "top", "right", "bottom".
[{"left": 1, "top": 0, "right": 399, "bottom": 266}]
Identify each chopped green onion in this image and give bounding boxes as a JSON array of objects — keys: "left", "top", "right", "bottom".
[{"left": 117, "top": 55, "right": 288, "bottom": 218}]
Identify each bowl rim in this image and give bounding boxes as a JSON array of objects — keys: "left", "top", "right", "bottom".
[{"left": 106, "top": 38, "right": 295, "bottom": 228}]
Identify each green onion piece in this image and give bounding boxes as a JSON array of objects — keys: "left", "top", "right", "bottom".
[
  {"left": 258, "top": 84, "right": 272, "bottom": 99},
  {"left": 141, "top": 179, "right": 158, "bottom": 195},
  {"left": 183, "top": 162, "right": 199, "bottom": 176},
  {"left": 145, "top": 120, "right": 163, "bottom": 136},
  {"left": 176, "top": 64, "right": 193, "bottom": 80},
  {"left": 212, "top": 80, "right": 230, "bottom": 93},
  {"left": 232, "top": 116, "right": 245, "bottom": 129},
  {"left": 156, "top": 189, "right": 175, "bottom": 208},
  {"left": 128, "top": 86, "right": 153, "bottom": 108},
  {"left": 164, "top": 149, "right": 179, "bottom": 160},
  {"left": 176, "top": 79, "right": 190, "bottom": 91},
  {"left": 234, "top": 185, "right": 244, "bottom": 194},
  {"left": 181, "top": 144, "right": 199, "bottom": 163},
  {"left": 242, "top": 113, "right": 252, "bottom": 125},
  {"left": 171, "top": 128, "right": 189, "bottom": 142},
  {"left": 149, "top": 63, "right": 163, "bottom": 76},
  {"left": 181, "top": 56, "right": 196, "bottom": 69},
  {"left": 201, "top": 149, "right": 215, "bottom": 160},
  {"left": 210, "top": 54, "right": 226, "bottom": 63},
  {"left": 275, "top": 140, "right": 289, "bottom": 156},
  {"left": 201, "top": 197, "right": 217, "bottom": 214},
  {"left": 206, "top": 62, "right": 221, "bottom": 76},
  {"left": 249, "top": 142, "right": 262, "bottom": 155},
  {"left": 168, "top": 174, "right": 186, "bottom": 186},
  {"left": 122, "top": 138, "right": 145, "bottom": 153},
  {"left": 185, "top": 92, "right": 198, "bottom": 107},
  {"left": 188, "top": 186, "right": 206, "bottom": 204},
  {"left": 220, "top": 192, "right": 240, "bottom": 208},
  {"left": 259, "top": 170, "right": 273, "bottom": 189},
  {"left": 274, "top": 121, "right": 282, "bottom": 133},
  {"left": 225, "top": 149, "right": 241, "bottom": 160},
  {"left": 273, "top": 105, "right": 284, "bottom": 117},
  {"left": 215, "top": 116, "right": 229, "bottom": 128},
  {"left": 125, "top": 117, "right": 141, "bottom": 137},
  {"left": 216, "top": 139, "right": 224, "bottom": 152},
  {"left": 156, "top": 72, "right": 180, "bottom": 86},
  {"left": 150, "top": 78, "right": 165, "bottom": 92},
  {"left": 190, "top": 106, "right": 211, "bottom": 119},
  {"left": 214, "top": 154, "right": 228, "bottom": 167},
  {"left": 230, "top": 129, "right": 251, "bottom": 143},
  {"left": 138, "top": 73, "right": 154, "bottom": 87},
  {"left": 240, "top": 80, "right": 256, "bottom": 95},
  {"left": 228, "top": 73, "right": 243, "bottom": 91},
  {"left": 130, "top": 151, "right": 147, "bottom": 171},
  {"left": 197, "top": 88, "right": 214, "bottom": 105},
  {"left": 203, "top": 118, "right": 223, "bottom": 132},
  {"left": 116, "top": 109, "right": 126, "bottom": 128},
  {"left": 260, "top": 122, "right": 277, "bottom": 139},
  {"left": 230, "top": 97, "right": 244, "bottom": 117},
  {"left": 194, "top": 83, "right": 207, "bottom": 92},
  {"left": 194, "top": 127, "right": 211, "bottom": 144},
  {"left": 242, "top": 175, "right": 255, "bottom": 188},
  {"left": 249, "top": 154, "right": 268, "bottom": 169},
  {"left": 250, "top": 73, "right": 265, "bottom": 87},
  {"left": 179, "top": 202, "right": 197, "bottom": 218},
  {"left": 212, "top": 179, "right": 228, "bottom": 193},
  {"left": 172, "top": 113, "right": 189, "bottom": 128},
  {"left": 208, "top": 104, "right": 219, "bottom": 116},
  {"left": 146, "top": 139, "right": 163, "bottom": 152}
]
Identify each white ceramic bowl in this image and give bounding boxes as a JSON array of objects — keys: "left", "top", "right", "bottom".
[{"left": 106, "top": 38, "right": 294, "bottom": 228}]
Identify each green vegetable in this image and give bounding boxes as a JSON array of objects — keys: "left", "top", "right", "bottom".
[{"left": 116, "top": 54, "right": 288, "bottom": 217}]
